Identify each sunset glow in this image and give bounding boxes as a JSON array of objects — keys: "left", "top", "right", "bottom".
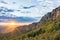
[
  {"left": 0, "top": 20, "right": 20, "bottom": 33},
  {"left": 0, "top": 20, "right": 31, "bottom": 33}
]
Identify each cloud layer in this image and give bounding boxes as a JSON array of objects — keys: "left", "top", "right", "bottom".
[{"left": 0, "top": 0, "right": 60, "bottom": 22}]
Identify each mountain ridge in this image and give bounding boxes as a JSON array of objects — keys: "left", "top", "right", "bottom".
[{"left": 0, "top": 6, "right": 60, "bottom": 40}]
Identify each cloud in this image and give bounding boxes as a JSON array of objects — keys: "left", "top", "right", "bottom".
[
  {"left": 21, "top": 11, "right": 31, "bottom": 13},
  {"left": 12, "top": 2, "right": 16, "bottom": 4},
  {"left": 7, "top": 9, "right": 14, "bottom": 12},
  {"left": 0, "top": 0, "right": 60, "bottom": 22},
  {"left": 0, "top": 16, "right": 38, "bottom": 22},
  {"left": 23, "top": 5, "right": 36, "bottom": 9},
  {"left": 16, "top": 10, "right": 20, "bottom": 12},
  {"left": 14, "top": 17, "right": 37, "bottom": 22},
  {"left": 0, "top": 7, "right": 16, "bottom": 17},
  {"left": 0, "top": 7, "right": 15, "bottom": 12},
  {"left": 0, "top": 1, "right": 8, "bottom": 4}
]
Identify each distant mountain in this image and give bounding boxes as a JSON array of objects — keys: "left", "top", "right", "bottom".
[{"left": 0, "top": 6, "right": 60, "bottom": 40}]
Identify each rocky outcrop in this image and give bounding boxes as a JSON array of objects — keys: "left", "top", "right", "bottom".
[{"left": 37, "top": 6, "right": 60, "bottom": 26}]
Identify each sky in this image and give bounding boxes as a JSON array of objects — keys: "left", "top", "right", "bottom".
[{"left": 0, "top": 0, "right": 60, "bottom": 23}]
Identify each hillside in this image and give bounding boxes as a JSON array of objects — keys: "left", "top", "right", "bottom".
[
  {"left": 0, "top": 6, "right": 60, "bottom": 40},
  {"left": 13, "top": 6, "right": 60, "bottom": 40}
]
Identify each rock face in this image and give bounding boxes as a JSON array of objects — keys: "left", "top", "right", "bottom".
[
  {"left": 52, "top": 6, "right": 60, "bottom": 19},
  {"left": 37, "top": 6, "right": 60, "bottom": 26}
]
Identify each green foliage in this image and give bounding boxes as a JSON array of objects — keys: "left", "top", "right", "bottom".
[{"left": 19, "top": 20, "right": 60, "bottom": 40}]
